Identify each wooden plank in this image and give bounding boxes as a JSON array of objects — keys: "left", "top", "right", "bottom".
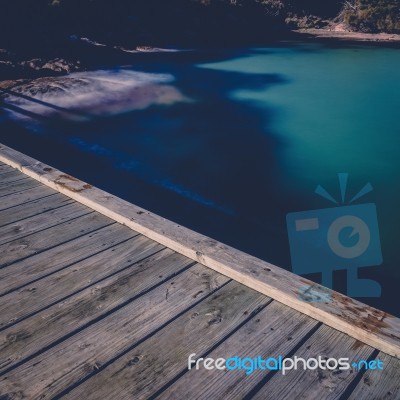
[
  {"left": 0, "top": 164, "right": 13, "bottom": 175},
  {"left": 0, "top": 193, "right": 72, "bottom": 228},
  {"left": 0, "top": 264, "right": 229, "bottom": 399},
  {"left": 71, "top": 299, "right": 317, "bottom": 400},
  {"left": 0, "top": 184, "right": 56, "bottom": 211},
  {"left": 348, "top": 352, "right": 400, "bottom": 400},
  {"left": 0, "top": 234, "right": 163, "bottom": 328},
  {"left": 157, "top": 301, "right": 319, "bottom": 400},
  {"left": 0, "top": 201, "right": 95, "bottom": 245},
  {"left": 0, "top": 248, "right": 193, "bottom": 373},
  {"left": 1, "top": 143, "right": 398, "bottom": 358},
  {"left": 0, "top": 212, "right": 112, "bottom": 268},
  {"left": 0, "top": 223, "right": 134, "bottom": 295},
  {"left": 251, "top": 325, "right": 375, "bottom": 400},
  {"left": 0, "top": 177, "right": 40, "bottom": 198},
  {"left": 0, "top": 170, "right": 28, "bottom": 186}
]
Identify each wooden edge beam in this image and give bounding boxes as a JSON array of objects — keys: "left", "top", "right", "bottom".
[{"left": 0, "top": 142, "right": 399, "bottom": 358}]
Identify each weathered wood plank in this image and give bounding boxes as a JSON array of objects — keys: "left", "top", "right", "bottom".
[
  {"left": 0, "top": 184, "right": 56, "bottom": 211},
  {"left": 0, "top": 234, "right": 163, "bottom": 328},
  {"left": 251, "top": 325, "right": 375, "bottom": 400},
  {"left": 348, "top": 352, "right": 400, "bottom": 400},
  {"left": 0, "top": 223, "right": 134, "bottom": 295},
  {"left": 0, "top": 169, "right": 28, "bottom": 186},
  {"left": 71, "top": 299, "right": 317, "bottom": 400},
  {"left": 1, "top": 143, "right": 398, "bottom": 357},
  {"left": 0, "top": 201, "right": 95, "bottom": 245},
  {"left": 0, "top": 249, "right": 194, "bottom": 373},
  {"left": 0, "top": 212, "right": 112, "bottom": 268},
  {"left": 0, "top": 163, "right": 13, "bottom": 175},
  {"left": 0, "top": 193, "right": 72, "bottom": 228},
  {"left": 157, "top": 301, "right": 318, "bottom": 400},
  {"left": 0, "top": 264, "right": 229, "bottom": 399},
  {"left": 0, "top": 177, "right": 40, "bottom": 198}
]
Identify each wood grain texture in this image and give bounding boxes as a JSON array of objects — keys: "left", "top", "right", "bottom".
[
  {"left": 0, "top": 223, "right": 132, "bottom": 295},
  {"left": 0, "top": 163, "right": 13, "bottom": 175},
  {"left": 0, "top": 212, "right": 111, "bottom": 268},
  {"left": 348, "top": 352, "right": 400, "bottom": 400},
  {"left": 0, "top": 264, "right": 229, "bottom": 399},
  {"left": 1, "top": 143, "right": 398, "bottom": 357},
  {"left": 157, "top": 301, "right": 318, "bottom": 400},
  {"left": 0, "top": 184, "right": 56, "bottom": 211},
  {"left": 0, "top": 192, "right": 72, "bottom": 228},
  {"left": 0, "top": 177, "right": 40, "bottom": 197},
  {"left": 252, "top": 325, "right": 375, "bottom": 400},
  {"left": 0, "top": 249, "right": 193, "bottom": 373},
  {"left": 0, "top": 234, "right": 162, "bottom": 328},
  {"left": 0, "top": 169, "right": 28, "bottom": 186},
  {"left": 65, "top": 281, "right": 270, "bottom": 400},
  {"left": 0, "top": 201, "right": 94, "bottom": 245}
]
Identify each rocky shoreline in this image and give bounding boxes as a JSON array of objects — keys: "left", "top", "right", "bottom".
[
  {"left": 0, "top": 51, "right": 81, "bottom": 82},
  {"left": 1, "top": 28, "right": 399, "bottom": 91},
  {"left": 0, "top": 36, "right": 188, "bottom": 90},
  {"left": 297, "top": 28, "right": 400, "bottom": 43}
]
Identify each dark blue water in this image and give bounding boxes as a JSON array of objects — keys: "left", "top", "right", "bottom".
[{"left": 1, "top": 43, "right": 399, "bottom": 315}]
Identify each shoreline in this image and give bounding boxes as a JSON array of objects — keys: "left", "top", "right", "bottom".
[
  {"left": 296, "top": 28, "right": 400, "bottom": 44},
  {"left": 1, "top": 31, "right": 400, "bottom": 86}
]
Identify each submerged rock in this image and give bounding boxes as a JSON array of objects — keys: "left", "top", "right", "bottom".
[{"left": 1, "top": 69, "right": 191, "bottom": 122}]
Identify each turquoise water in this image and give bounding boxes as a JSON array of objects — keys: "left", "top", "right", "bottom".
[
  {"left": 1, "top": 43, "right": 399, "bottom": 315},
  {"left": 200, "top": 46, "right": 400, "bottom": 189},
  {"left": 198, "top": 44, "right": 400, "bottom": 309}
]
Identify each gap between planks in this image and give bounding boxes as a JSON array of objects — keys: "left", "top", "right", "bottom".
[{"left": 0, "top": 143, "right": 399, "bottom": 358}]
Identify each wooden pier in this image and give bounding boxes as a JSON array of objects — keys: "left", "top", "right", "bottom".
[{"left": 0, "top": 143, "right": 399, "bottom": 399}]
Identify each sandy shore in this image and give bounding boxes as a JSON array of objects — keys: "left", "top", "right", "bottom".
[{"left": 296, "top": 28, "right": 400, "bottom": 43}]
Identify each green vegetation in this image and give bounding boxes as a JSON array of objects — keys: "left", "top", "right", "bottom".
[{"left": 342, "top": 0, "right": 400, "bottom": 33}]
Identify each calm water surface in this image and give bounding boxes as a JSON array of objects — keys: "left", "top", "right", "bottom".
[{"left": 1, "top": 42, "right": 399, "bottom": 315}]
